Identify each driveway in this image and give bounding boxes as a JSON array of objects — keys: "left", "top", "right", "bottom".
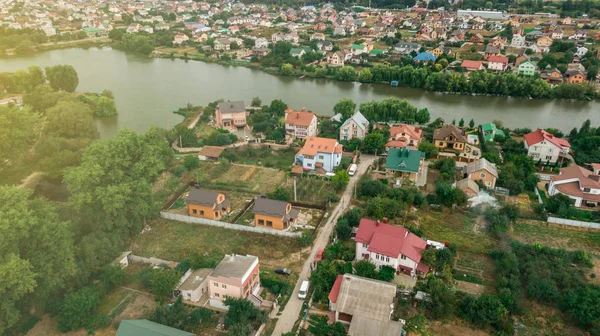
[{"left": 270, "top": 155, "right": 376, "bottom": 336}]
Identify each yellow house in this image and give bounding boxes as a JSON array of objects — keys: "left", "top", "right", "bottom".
[
  {"left": 193, "top": 32, "right": 208, "bottom": 42},
  {"left": 252, "top": 196, "right": 299, "bottom": 231},
  {"left": 430, "top": 47, "right": 444, "bottom": 58},
  {"left": 185, "top": 187, "right": 231, "bottom": 220},
  {"left": 536, "top": 36, "right": 553, "bottom": 47},
  {"left": 433, "top": 124, "right": 468, "bottom": 152},
  {"left": 463, "top": 158, "right": 498, "bottom": 189}
]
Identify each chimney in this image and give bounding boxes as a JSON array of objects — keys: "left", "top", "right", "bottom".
[
  {"left": 382, "top": 217, "right": 388, "bottom": 224},
  {"left": 229, "top": 254, "right": 235, "bottom": 262},
  {"left": 296, "top": 112, "right": 300, "bottom": 119},
  {"left": 302, "top": 107, "right": 306, "bottom": 112}
]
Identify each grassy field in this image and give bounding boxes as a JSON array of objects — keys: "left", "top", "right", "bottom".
[
  {"left": 224, "top": 146, "right": 297, "bottom": 171},
  {"left": 132, "top": 218, "right": 307, "bottom": 273},
  {"left": 194, "top": 161, "right": 286, "bottom": 194},
  {"left": 281, "top": 176, "right": 337, "bottom": 205},
  {"left": 513, "top": 222, "right": 600, "bottom": 254}
]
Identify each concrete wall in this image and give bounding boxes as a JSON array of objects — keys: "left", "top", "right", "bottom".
[
  {"left": 160, "top": 211, "right": 301, "bottom": 237},
  {"left": 547, "top": 217, "right": 600, "bottom": 229}
]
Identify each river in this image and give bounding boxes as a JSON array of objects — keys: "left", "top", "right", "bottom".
[{"left": 1, "top": 47, "right": 598, "bottom": 137}]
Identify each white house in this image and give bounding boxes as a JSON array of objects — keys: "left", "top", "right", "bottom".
[
  {"left": 177, "top": 268, "right": 212, "bottom": 302},
  {"left": 355, "top": 218, "right": 429, "bottom": 277},
  {"left": 295, "top": 136, "right": 343, "bottom": 173},
  {"left": 255, "top": 37, "right": 269, "bottom": 48},
  {"left": 511, "top": 34, "right": 526, "bottom": 47},
  {"left": 284, "top": 107, "right": 318, "bottom": 140},
  {"left": 173, "top": 33, "right": 189, "bottom": 45},
  {"left": 548, "top": 165, "right": 600, "bottom": 207},
  {"left": 524, "top": 129, "right": 571, "bottom": 164},
  {"left": 488, "top": 55, "right": 509, "bottom": 71},
  {"left": 214, "top": 38, "right": 231, "bottom": 51},
  {"left": 339, "top": 111, "right": 369, "bottom": 141}
]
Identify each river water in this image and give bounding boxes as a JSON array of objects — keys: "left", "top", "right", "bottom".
[{"left": 1, "top": 47, "right": 598, "bottom": 137}]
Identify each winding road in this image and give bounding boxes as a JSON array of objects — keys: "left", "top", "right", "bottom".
[{"left": 271, "top": 155, "right": 376, "bottom": 335}]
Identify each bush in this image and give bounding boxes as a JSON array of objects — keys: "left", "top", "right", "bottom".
[
  {"left": 183, "top": 155, "right": 200, "bottom": 171},
  {"left": 325, "top": 192, "right": 340, "bottom": 203},
  {"left": 170, "top": 165, "right": 186, "bottom": 177}
]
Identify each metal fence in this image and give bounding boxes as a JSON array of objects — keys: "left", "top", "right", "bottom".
[
  {"left": 547, "top": 216, "right": 600, "bottom": 230},
  {"left": 160, "top": 211, "right": 301, "bottom": 237}
]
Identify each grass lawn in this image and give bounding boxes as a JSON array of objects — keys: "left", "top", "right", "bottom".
[
  {"left": 194, "top": 122, "right": 216, "bottom": 139},
  {"left": 224, "top": 146, "right": 297, "bottom": 171},
  {"left": 194, "top": 161, "right": 286, "bottom": 195},
  {"left": 132, "top": 218, "right": 307, "bottom": 274},
  {"left": 281, "top": 176, "right": 337, "bottom": 205},
  {"left": 512, "top": 222, "right": 600, "bottom": 255},
  {"left": 407, "top": 209, "right": 494, "bottom": 255}
]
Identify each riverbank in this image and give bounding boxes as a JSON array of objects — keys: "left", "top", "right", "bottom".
[
  {"left": 153, "top": 47, "right": 599, "bottom": 102},
  {"left": 0, "top": 37, "right": 110, "bottom": 58}
]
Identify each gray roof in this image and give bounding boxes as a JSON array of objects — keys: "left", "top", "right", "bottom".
[
  {"left": 186, "top": 187, "right": 230, "bottom": 209},
  {"left": 253, "top": 197, "right": 289, "bottom": 218},
  {"left": 335, "top": 274, "right": 397, "bottom": 321},
  {"left": 465, "top": 158, "right": 498, "bottom": 178},
  {"left": 211, "top": 254, "right": 257, "bottom": 279},
  {"left": 178, "top": 268, "right": 212, "bottom": 291},
  {"left": 456, "top": 178, "right": 480, "bottom": 194},
  {"left": 218, "top": 101, "right": 245, "bottom": 113},
  {"left": 341, "top": 111, "right": 369, "bottom": 131},
  {"left": 485, "top": 45, "right": 500, "bottom": 54},
  {"left": 348, "top": 315, "right": 405, "bottom": 336},
  {"left": 116, "top": 320, "right": 194, "bottom": 336}
]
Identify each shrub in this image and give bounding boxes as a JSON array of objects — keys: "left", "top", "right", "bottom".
[
  {"left": 183, "top": 155, "right": 200, "bottom": 171},
  {"left": 170, "top": 165, "right": 186, "bottom": 177}
]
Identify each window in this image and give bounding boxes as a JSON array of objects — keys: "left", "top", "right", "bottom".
[
  {"left": 584, "top": 188, "right": 591, "bottom": 192},
  {"left": 479, "top": 173, "right": 486, "bottom": 178},
  {"left": 548, "top": 148, "right": 553, "bottom": 153},
  {"left": 258, "top": 219, "right": 264, "bottom": 225},
  {"left": 386, "top": 257, "right": 390, "bottom": 262},
  {"left": 362, "top": 243, "right": 368, "bottom": 248},
  {"left": 200, "top": 210, "right": 204, "bottom": 215},
  {"left": 214, "top": 212, "right": 218, "bottom": 217},
  {"left": 222, "top": 284, "right": 227, "bottom": 289},
  {"left": 187, "top": 293, "right": 191, "bottom": 298},
  {"left": 215, "top": 293, "right": 220, "bottom": 297},
  {"left": 267, "top": 221, "right": 273, "bottom": 227},
  {"left": 545, "top": 156, "right": 552, "bottom": 160},
  {"left": 485, "top": 181, "right": 491, "bottom": 187},
  {"left": 400, "top": 255, "right": 406, "bottom": 260},
  {"left": 214, "top": 282, "right": 219, "bottom": 287},
  {"left": 192, "top": 209, "right": 197, "bottom": 214},
  {"left": 307, "top": 163, "right": 312, "bottom": 167},
  {"left": 319, "top": 155, "right": 324, "bottom": 160},
  {"left": 375, "top": 254, "right": 380, "bottom": 260}
]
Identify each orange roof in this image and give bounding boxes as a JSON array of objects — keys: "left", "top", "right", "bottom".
[
  {"left": 461, "top": 60, "right": 483, "bottom": 69},
  {"left": 488, "top": 55, "right": 509, "bottom": 64},
  {"left": 389, "top": 124, "right": 422, "bottom": 141},
  {"left": 285, "top": 107, "right": 316, "bottom": 127},
  {"left": 300, "top": 136, "right": 342, "bottom": 156}
]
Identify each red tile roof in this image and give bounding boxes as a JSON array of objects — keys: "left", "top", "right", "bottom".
[
  {"left": 461, "top": 60, "right": 483, "bottom": 70},
  {"left": 385, "top": 140, "right": 409, "bottom": 149},
  {"left": 328, "top": 275, "right": 343, "bottom": 303},
  {"left": 300, "top": 136, "right": 342, "bottom": 156},
  {"left": 285, "top": 107, "right": 316, "bottom": 127},
  {"left": 524, "top": 129, "right": 571, "bottom": 148},
  {"left": 355, "top": 219, "right": 426, "bottom": 263},
  {"left": 488, "top": 55, "right": 509, "bottom": 64},
  {"left": 552, "top": 165, "right": 600, "bottom": 189},
  {"left": 389, "top": 124, "right": 422, "bottom": 141}
]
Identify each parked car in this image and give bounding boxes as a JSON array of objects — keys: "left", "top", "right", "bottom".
[
  {"left": 275, "top": 267, "right": 292, "bottom": 276},
  {"left": 315, "top": 250, "right": 323, "bottom": 262}
]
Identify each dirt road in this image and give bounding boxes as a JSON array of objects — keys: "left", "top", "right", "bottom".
[{"left": 270, "top": 155, "right": 376, "bottom": 335}]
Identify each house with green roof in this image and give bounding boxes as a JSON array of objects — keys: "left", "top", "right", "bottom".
[
  {"left": 290, "top": 47, "right": 306, "bottom": 58},
  {"left": 480, "top": 122, "right": 505, "bottom": 142},
  {"left": 116, "top": 320, "right": 194, "bottom": 336},
  {"left": 81, "top": 26, "right": 107, "bottom": 37},
  {"left": 385, "top": 147, "right": 425, "bottom": 184},
  {"left": 351, "top": 44, "right": 368, "bottom": 55},
  {"left": 369, "top": 49, "right": 384, "bottom": 56}
]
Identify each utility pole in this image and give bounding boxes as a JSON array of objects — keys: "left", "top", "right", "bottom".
[
  {"left": 179, "top": 135, "right": 182, "bottom": 148},
  {"left": 293, "top": 178, "right": 297, "bottom": 202}
]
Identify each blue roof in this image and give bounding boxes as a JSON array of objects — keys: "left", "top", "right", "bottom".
[{"left": 413, "top": 52, "right": 436, "bottom": 61}]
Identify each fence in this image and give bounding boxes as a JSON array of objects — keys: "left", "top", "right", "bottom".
[
  {"left": 533, "top": 187, "right": 543, "bottom": 204},
  {"left": 547, "top": 216, "right": 600, "bottom": 230},
  {"left": 128, "top": 254, "right": 178, "bottom": 268},
  {"left": 160, "top": 211, "right": 302, "bottom": 237}
]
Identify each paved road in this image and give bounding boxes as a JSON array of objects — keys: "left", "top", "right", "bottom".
[{"left": 271, "top": 155, "right": 376, "bottom": 336}]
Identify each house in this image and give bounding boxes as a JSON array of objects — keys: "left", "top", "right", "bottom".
[
  {"left": 433, "top": 124, "right": 468, "bottom": 153},
  {"left": 536, "top": 35, "right": 553, "bottom": 49},
  {"left": 511, "top": 34, "right": 526, "bottom": 47},
  {"left": 456, "top": 178, "right": 480, "bottom": 197},
  {"left": 470, "top": 33, "right": 484, "bottom": 43},
  {"left": 208, "top": 254, "right": 261, "bottom": 310},
  {"left": 333, "top": 26, "right": 346, "bottom": 36},
  {"left": 255, "top": 37, "right": 269, "bottom": 48},
  {"left": 462, "top": 158, "right": 498, "bottom": 189},
  {"left": 355, "top": 218, "right": 428, "bottom": 277},
  {"left": 484, "top": 45, "right": 501, "bottom": 59},
  {"left": 575, "top": 46, "right": 588, "bottom": 58},
  {"left": 340, "top": 111, "right": 369, "bottom": 141},
  {"left": 394, "top": 42, "right": 421, "bottom": 55},
  {"left": 385, "top": 147, "right": 425, "bottom": 184},
  {"left": 214, "top": 38, "right": 231, "bottom": 51},
  {"left": 318, "top": 41, "right": 333, "bottom": 51},
  {"left": 568, "top": 30, "right": 587, "bottom": 40},
  {"left": 310, "top": 32, "right": 325, "bottom": 41},
  {"left": 518, "top": 61, "right": 537, "bottom": 76},
  {"left": 567, "top": 71, "right": 586, "bottom": 84},
  {"left": 540, "top": 67, "right": 563, "bottom": 85},
  {"left": 289, "top": 47, "right": 306, "bottom": 58},
  {"left": 215, "top": 101, "right": 246, "bottom": 130},
  {"left": 295, "top": 136, "right": 343, "bottom": 173},
  {"left": 285, "top": 107, "right": 318, "bottom": 140},
  {"left": 177, "top": 268, "right": 212, "bottom": 302},
  {"left": 386, "top": 124, "right": 423, "bottom": 150},
  {"left": 430, "top": 47, "right": 444, "bottom": 59},
  {"left": 351, "top": 43, "right": 367, "bottom": 56},
  {"left": 185, "top": 186, "right": 231, "bottom": 220},
  {"left": 328, "top": 274, "right": 405, "bottom": 336},
  {"left": 116, "top": 320, "right": 194, "bottom": 336},
  {"left": 173, "top": 33, "right": 189, "bottom": 45},
  {"left": 413, "top": 51, "right": 436, "bottom": 63},
  {"left": 548, "top": 165, "right": 600, "bottom": 207},
  {"left": 480, "top": 122, "right": 505, "bottom": 142},
  {"left": 524, "top": 129, "right": 571, "bottom": 164},
  {"left": 197, "top": 146, "right": 225, "bottom": 161},
  {"left": 252, "top": 196, "right": 299, "bottom": 231},
  {"left": 551, "top": 29, "right": 563, "bottom": 39},
  {"left": 488, "top": 55, "right": 509, "bottom": 71},
  {"left": 327, "top": 51, "right": 345, "bottom": 66},
  {"left": 252, "top": 47, "right": 270, "bottom": 58},
  {"left": 461, "top": 60, "right": 484, "bottom": 72},
  {"left": 193, "top": 32, "right": 209, "bottom": 43}
]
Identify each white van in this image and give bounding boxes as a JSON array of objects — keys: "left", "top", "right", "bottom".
[
  {"left": 298, "top": 280, "right": 309, "bottom": 299},
  {"left": 348, "top": 164, "right": 358, "bottom": 176}
]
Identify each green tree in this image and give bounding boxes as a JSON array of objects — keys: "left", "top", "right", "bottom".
[
  {"left": 269, "top": 99, "right": 288, "bottom": 117},
  {"left": 361, "top": 132, "right": 386, "bottom": 154},
  {"left": 267, "top": 186, "right": 291, "bottom": 202},
  {"left": 336, "top": 66, "right": 357, "bottom": 81},
  {"left": 423, "top": 277, "right": 455, "bottom": 319},
  {"left": 469, "top": 119, "right": 475, "bottom": 128},
  {"left": 335, "top": 218, "right": 352, "bottom": 240},
  {"left": 148, "top": 269, "right": 182, "bottom": 302},
  {"left": 280, "top": 63, "right": 294, "bottom": 76},
  {"left": 57, "top": 286, "right": 101, "bottom": 332},
  {"left": 0, "top": 186, "right": 75, "bottom": 332},
  {"left": 0, "top": 105, "right": 41, "bottom": 163},
  {"left": 45, "top": 65, "right": 79, "bottom": 92},
  {"left": 333, "top": 98, "right": 356, "bottom": 120},
  {"left": 354, "top": 260, "right": 378, "bottom": 278},
  {"left": 418, "top": 141, "right": 438, "bottom": 158},
  {"left": 459, "top": 118, "right": 465, "bottom": 127},
  {"left": 183, "top": 155, "right": 200, "bottom": 171},
  {"left": 94, "top": 96, "right": 117, "bottom": 117},
  {"left": 251, "top": 97, "right": 262, "bottom": 107},
  {"left": 23, "top": 84, "right": 67, "bottom": 112},
  {"left": 308, "top": 314, "right": 347, "bottom": 335},
  {"left": 224, "top": 298, "right": 267, "bottom": 328},
  {"left": 358, "top": 68, "right": 373, "bottom": 83},
  {"left": 332, "top": 170, "right": 350, "bottom": 191},
  {"left": 46, "top": 100, "right": 99, "bottom": 139}
]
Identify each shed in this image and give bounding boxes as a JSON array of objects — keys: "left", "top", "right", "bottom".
[{"left": 197, "top": 146, "right": 225, "bottom": 161}]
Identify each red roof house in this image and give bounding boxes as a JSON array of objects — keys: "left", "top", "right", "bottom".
[
  {"left": 355, "top": 218, "right": 428, "bottom": 277},
  {"left": 524, "top": 129, "right": 571, "bottom": 164},
  {"left": 386, "top": 124, "right": 423, "bottom": 150},
  {"left": 461, "top": 60, "right": 484, "bottom": 72}
]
